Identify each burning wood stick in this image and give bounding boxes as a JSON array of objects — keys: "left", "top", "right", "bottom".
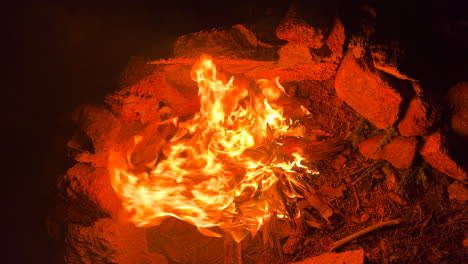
[
  {"left": 224, "top": 233, "right": 243, "bottom": 264},
  {"left": 328, "top": 218, "right": 402, "bottom": 251},
  {"left": 300, "top": 185, "right": 334, "bottom": 223},
  {"left": 224, "top": 234, "right": 234, "bottom": 264}
]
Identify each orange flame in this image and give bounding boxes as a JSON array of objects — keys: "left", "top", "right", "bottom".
[{"left": 108, "top": 55, "right": 317, "bottom": 242}]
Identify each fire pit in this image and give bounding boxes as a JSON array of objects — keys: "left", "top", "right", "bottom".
[{"left": 48, "top": 1, "right": 468, "bottom": 263}]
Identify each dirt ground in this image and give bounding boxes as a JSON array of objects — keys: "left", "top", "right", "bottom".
[{"left": 141, "top": 78, "right": 467, "bottom": 264}]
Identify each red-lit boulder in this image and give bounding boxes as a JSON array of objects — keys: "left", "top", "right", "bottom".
[
  {"left": 70, "top": 104, "right": 121, "bottom": 153},
  {"left": 277, "top": 43, "right": 313, "bottom": 66},
  {"left": 276, "top": 6, "right": 325, "bottom": 49},
  {"left": 326, "top": 17, "right": 345, "bottom": 59},
  {"left": 420, "top": 131, "right": 467, "bottom": 182},
  {"left": 275, "top": 16, "right": 344, "bottom": 78},
  {"left": 370, "top": 44, "right": 414, "bottom": 81},
  {"left": 52, "top": 163, "right": 121, "bottom": 226},
  {"left": 65, "top": 218, "right": 168, "bottom": 264},
  {"left": 146, "top": 218, "right": 224, "bottom": 264},
  {"left": 397, "top": 96, "right": 440, "bottom": 137},
  {"left": 359, "top": 135, "right": 418, "bottom": 169},
  {"left": 335, "top": 52, "right": 403, "bottom": 129},
  {"left": 105, "top": 58, "right": 164, "bottom": 122},
  {"left": 447, "top": 82, "right": 468, "bottom": 142},
  {"left": 291, "top": 249, "right": 364, "bottom": 264},
  {"left": 106, "top": 58, "right": 200, "bottom": 119},
  {"left": 447, "top": 181, "right": 468, "bottom": 201},
  {"left": 173, "top": 24, "right": 277, "bottom": 61}
]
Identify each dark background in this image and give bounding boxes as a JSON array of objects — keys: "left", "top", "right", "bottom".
[{"left": 4, "top": 0, "right": 467, "bottom": 263}]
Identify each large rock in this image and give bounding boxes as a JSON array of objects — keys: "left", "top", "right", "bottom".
[
  {"left": 370, "top": 44, "right": 414, "bottom": 80},
  {"left": 65, "top": 218, "right": 168, "bottom": 264},
  {"left": 276, "top": 17, "right": 344, "bottom": 68},
  {"left": 146, "top": 218, "right": 224, "bottom": 264},
  {"left": 163, "top": 64, "right": 198, "bottom": 95},
  {"left": 249, "top": 61, "right": 339, "bottom": 81},
  {"left": 447, "top": 181, "right": 468, "bottom": 201},
  {"left": 397, "top": 96, "right": 439, "bottom": 137},
  {"left": 447, "top": 82, "right": 468, "bottom": 142},
  {"left": 420, "top": 131, "right": 467, "bottom": 182},
  {"left": 151, "top": 57, "right": 340, "bottom": 86},
  {"left": 276, "top": 6, "right": 325, "bottom": 49},
  {"left": 105, "top": 61, "right": 164, "bottom": 122},
  {"left": 106, "top": 59, "right": 200, "bottom": 120},
  {"left": 277, "top": 43, "right": 313, "bottom": 66},
  {"left": 335, "top": 52, "right": 403, "bottom": 129},
  {"left": 70, "top": 104, "right": 121, "bottom": 153},
  {"left": 275, "top": 0, "right": 339, "bottom": 48},
  {"left": 359, "top": 135, "right": 418, "bottom": 169},
  {"left": 52, "top": 163, "right": 121, "bottom": 226},
  {"left": 291, "top": 249, "right": 364, "bottom": 264},
  {"left": 173, "top": 24, "right": 277, "bottom": 61},
  {"left": 326, "top": 17, "right": 345, "bottom": 59}
]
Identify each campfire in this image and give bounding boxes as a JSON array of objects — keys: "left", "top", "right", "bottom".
[
  {"left": 108, "top": 55, "right": 317, "bottom": 242},
  {"left": 49, "top": 2, "right": 468, "bottom": 264}
]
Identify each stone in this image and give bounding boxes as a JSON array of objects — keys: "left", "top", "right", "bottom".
[
  {"left": 335, "top": 52, "right": 403, "bottom": 129},
  {"left": 420, "top": 131, "right": 467, "bottom": 182},
  {"left": 359, "top": 135, "right": 418, "bottom": 169},
  {"left": 447, "top": 181, "right": 468, "bottom": 201},
  {"left": 277, "top": 43, "right": 312, "bottom": 66},
  {"left": 275, "top": 1, "right": 339, "bottom": 49},
  {"left": 276, "top": 6, "right": 325, "bottom": 49},
  {"left": 173, "top": 24, "right": 277, "bottom": 60},
  {"left": 65, "top": 218, "right": 168, "bottom": 264},
  {"left": 106, "top": 63, "right": 165, "bottom": 122},
  {"left": 151, "top": 57, "right": 339, "bottom": 85},
  {"left": 274, "top": 17, "right": 344, "bottom": 77},
  {"left": 447, "top": 82, "right": 468, "bottom": 142},
  {"left": 360, "top": 214, "right": 370, "bottom": 223},
  {"left": 146, "top": 218, "right": 224, "bottom": 264},
  {"left": 73, "top": 151, "right": 109, "bottom": 168},
  {"left": 163, "top": 64, "right": 198, "bottom": 95},
  {"left": 326, "top": 17, "right": 345, "bottom": 58},
  {"left": 106, "top": 59, "right": 201, "bottom": 120},
  {"left": 52, "top": 163, "right": 121, "bottom": 226},
  {"left": 331, "top": 154, "right": 347, "bottom": 169},
  {"left": 247, "top": 61, "right": 339, "bottom": 81},
  {"left": 70, "top": 104, "right": 121, "bottom": 153},
  {"left": 275, "top": 18, "right": 344, "bottom": 69},
  {"left": 291, "top": 249, "right": 364, "bottom": 264},
  {"left": 370, "top": 44, "right": 414, "bottom": 80},
  {"left": 398, "top": 96, "right": 440, "bottom": 136}
]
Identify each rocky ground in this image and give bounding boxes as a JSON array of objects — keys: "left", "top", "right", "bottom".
[{"left": 47, "top": 1, "right": 467, "bottom": 263}]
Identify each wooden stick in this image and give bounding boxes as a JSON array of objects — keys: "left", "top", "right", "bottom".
[
  {"left": 329, "top": 218, "right": 402, "bottom": 251},
  {"left": 224, "top": 233, "right": 234, "bottom": 264},
  {"left": 235, "top": 241, "right": 242, "bottom": 264},
  {"left": 302, "top": 190, "right": 334, "bottom": 222},
  {"left": 350, "top": 183, "right": 360, "bottom": 213}
]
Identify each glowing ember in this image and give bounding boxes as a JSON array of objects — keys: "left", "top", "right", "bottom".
[{"left": 108, "top": 55, "right": 317, "bottom": 242}]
